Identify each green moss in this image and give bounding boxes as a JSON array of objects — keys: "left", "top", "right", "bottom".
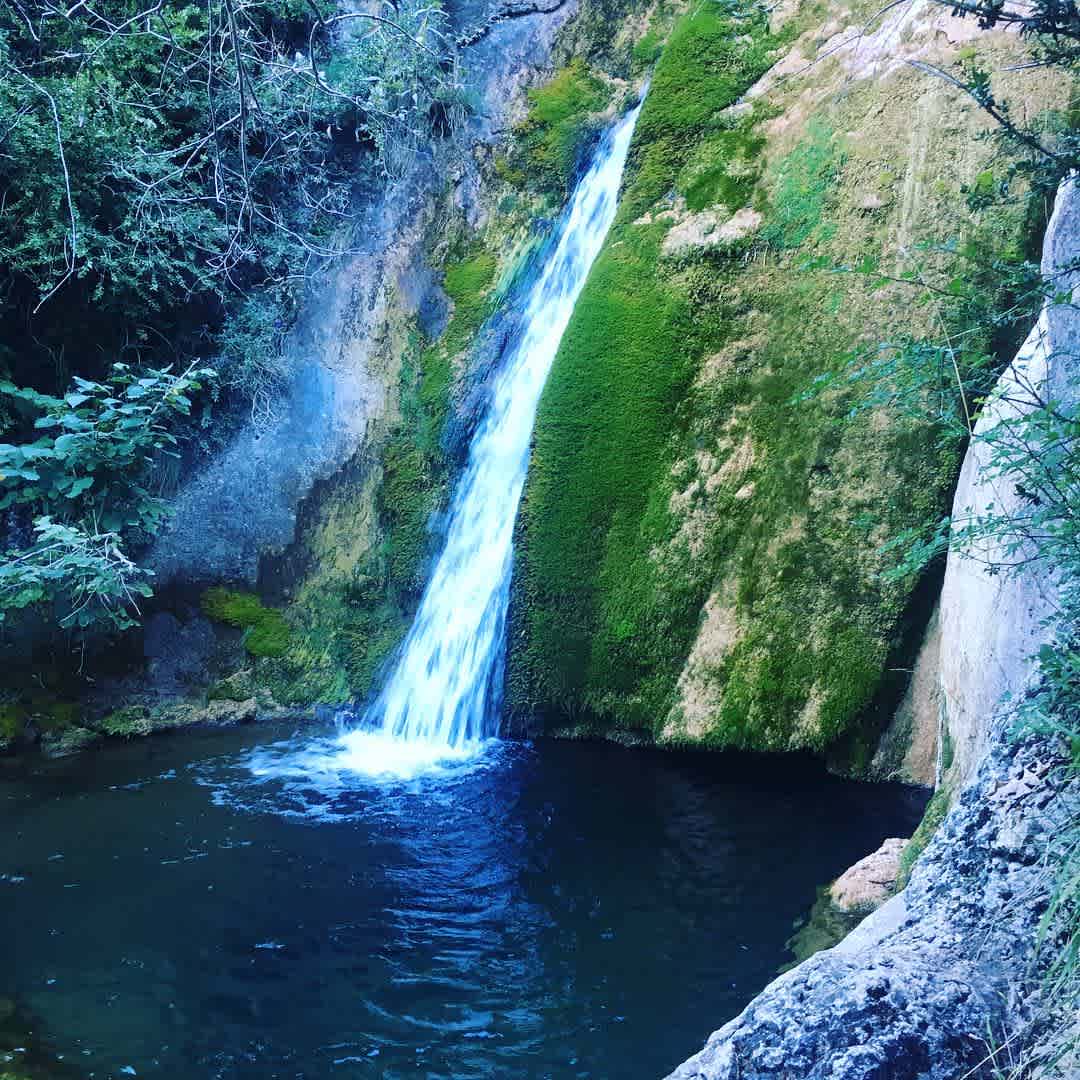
[
  {"left": 509, "top": 3, "right": 787, "bottom": 729},
  {"left": 100, "top": 706, "right": 151, "bottom": 738},
  {"left": 632, "top": 28, "right": 663, "bottom": 69},
  {"left": 617, "top": 4, "right": 778, "bottom": 222},
  {"left": 201, "top": 588, "right": 266, "bottom": 627},
  {"left": 244, "top": 609, "right": 290, "bottom": 658},
  {"left": 897, "top": 787, "right": 950, "bottom": 889},
  {"left": 262, "top": 241, "right": 502, "bottom": 705},
  {"left": 0, "top": 704, "right": 22, "bottom": 744},
  {"left": 511, "top": 224, "right": 708, "bottom": 720},
  {"left": 514, "top": 59, "right": 613, "bottom": 198},
  {"left": 680, "top": 123, "right": 767, "bottom": 212},
  {"left": 201, "top": 588, "right": 292, "bottom": 658},
  {"left": 444, "top": 253, "right": 498, "bottom": 320},
  {"left": 761, "top": 119, "right": 845, "bottom": 249},
  {"left": 510, "top": 3, "right": 1043, "bottom": 752}
]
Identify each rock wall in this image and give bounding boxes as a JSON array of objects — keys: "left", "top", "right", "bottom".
[
  {"left": 665, "top": 176, "right": 1080, "bottom": 1080},
  {"left": 506, "top": 0, "right": 1070, "bottom": 759},
  {"left": 147, "top": 0, "right": 581, "bottom": 588},
  {"left": 940, "top": 180, "right": 1080, "bottom": 780}
]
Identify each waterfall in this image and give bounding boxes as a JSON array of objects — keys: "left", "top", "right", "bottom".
[{"left": 335, "top": 102, "right": 641, "bottom": 776}]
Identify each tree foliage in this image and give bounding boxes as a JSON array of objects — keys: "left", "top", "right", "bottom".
[
  {"left": 0, "top": 0, "right": 457, "bottom": 397},
  {"left": 0, "top": 0, "right": 459, "bottom": 636},
  {"left": 0, "top": 362, "right": 213, "bottom": 629}
]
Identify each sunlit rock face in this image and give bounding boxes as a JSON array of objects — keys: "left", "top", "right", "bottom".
[{"left": 939, "top": 178, "right": 1080, "bottom": 781}]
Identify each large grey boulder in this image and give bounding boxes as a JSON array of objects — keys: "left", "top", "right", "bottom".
[
  {"left": 667, "top": 729, "right": 1075, "bottom": 1079},
  {"left": 939, "top": 178, "right": 1080, "bottom": 779}
]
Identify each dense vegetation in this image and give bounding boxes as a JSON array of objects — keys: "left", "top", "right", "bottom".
[{"left": 0, "top": 0, "right": 454, "bottom": 639}]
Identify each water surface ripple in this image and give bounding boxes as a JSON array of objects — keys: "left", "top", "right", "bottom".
[{"left": 0, "top": 724, "right": 925, "bottom": 1079}]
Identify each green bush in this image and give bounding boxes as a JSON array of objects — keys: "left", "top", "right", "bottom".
[{"left": 0, "top": 365, "right": 211, "bottom": 632}]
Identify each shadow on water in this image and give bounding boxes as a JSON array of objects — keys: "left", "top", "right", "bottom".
[{"left": 0, "top": 722, "right": 926, "bottom": 1079}]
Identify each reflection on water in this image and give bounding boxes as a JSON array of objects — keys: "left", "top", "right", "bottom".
[{"left": 0, "top": 723, "right": 925, "bottom": 1078}]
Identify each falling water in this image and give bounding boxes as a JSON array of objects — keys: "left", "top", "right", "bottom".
[{"left": 329, "top": 103, "right": 641, "bottom": 776}]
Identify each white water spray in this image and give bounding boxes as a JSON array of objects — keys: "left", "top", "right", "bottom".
[{"left": 328, "top": 103, "right": 641, "bottom": 777}]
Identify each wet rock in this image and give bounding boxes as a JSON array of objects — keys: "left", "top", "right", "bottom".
[
  {"left": 667, "top": 727, "right": 1078, "bottom": 1080},
  {"left": 145, "top": 0, "right": 579, "bottom": 589},
  {"left": 150, "top": 697, "right": 259, "bottom": 731},
  {"left": 40, "top": 725, "right": 103, "bottom": 758},
  {"left": 829, "top": 838, "right": 906, "bottom": 913},
  {"left": 143, "top": 611, "right": 218, "bottom": 691}
]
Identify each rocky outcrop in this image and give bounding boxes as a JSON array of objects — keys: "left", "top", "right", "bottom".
[
  {"left": 828, "top": 838, "right": 905, "bottom": 914},
  {"left": 147, "top": 0, "right": 580, "bottom": 588},
  {"left": 666, "top": 176, "right": 1080, "bottom": 1080},
  {"left": 506, "top": 0, "right": 1071, "bottom": 755},
  {"left": 668, "top": 730, "right": 1076, "bottom": 1080},
  {"left": 939, "top": 178, "right": 1080, "bottom": 780}
]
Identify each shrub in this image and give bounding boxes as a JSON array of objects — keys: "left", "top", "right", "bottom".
[{"left": 0, "top": 363, "right": 212, "bottom": 632}]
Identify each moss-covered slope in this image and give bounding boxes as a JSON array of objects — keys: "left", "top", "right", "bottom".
[{"left": 508, "top": 0, "right": 1070, "bottom": 754}]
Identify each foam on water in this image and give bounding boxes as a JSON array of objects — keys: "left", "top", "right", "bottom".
[{"left": 265, "top": 103, "right": 642, "bottom": 783}]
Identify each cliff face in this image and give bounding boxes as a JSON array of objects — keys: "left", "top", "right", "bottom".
[
  {"left": 666, "top": 176, "right": 1080, "bottom": 1080},
  {"left": 939, "top": 184, "right": 1080, "bottom": 781},
  {"left": 147, "top": 1, "right": 581, "bottom": 589},
  {"left": 507, "top": 0, "right": 1069, "bottom": 761}
]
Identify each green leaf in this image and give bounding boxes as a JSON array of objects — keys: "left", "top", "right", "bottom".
[{"left": 64, "top": 476, "right": 95, "bottom": 498}]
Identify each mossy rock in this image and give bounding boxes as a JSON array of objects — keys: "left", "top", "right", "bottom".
[
  {"left": 201, "top": 588, "right": 292, "bottom": 658},
  {"left": 511, "top": 59, "right": 615, "bottom": 199},
  {"left": 509, "top": 0, "right": 1055, "bottom": 754},
  {"left": 0, "top": 704, "right": 24, "bottom": 748},
  {"left": 208, "top": 670, "right": 257, "bottom": 702},
  {"left": 40, "top": 725, "right": 101, "bottom": 758},
  {"left": 99, "top": 706, "right": 152, "bottom": 738}
]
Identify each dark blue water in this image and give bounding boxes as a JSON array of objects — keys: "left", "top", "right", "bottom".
[{"left": 0, "top": 724, "right": 924, "bottom": 1079}]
